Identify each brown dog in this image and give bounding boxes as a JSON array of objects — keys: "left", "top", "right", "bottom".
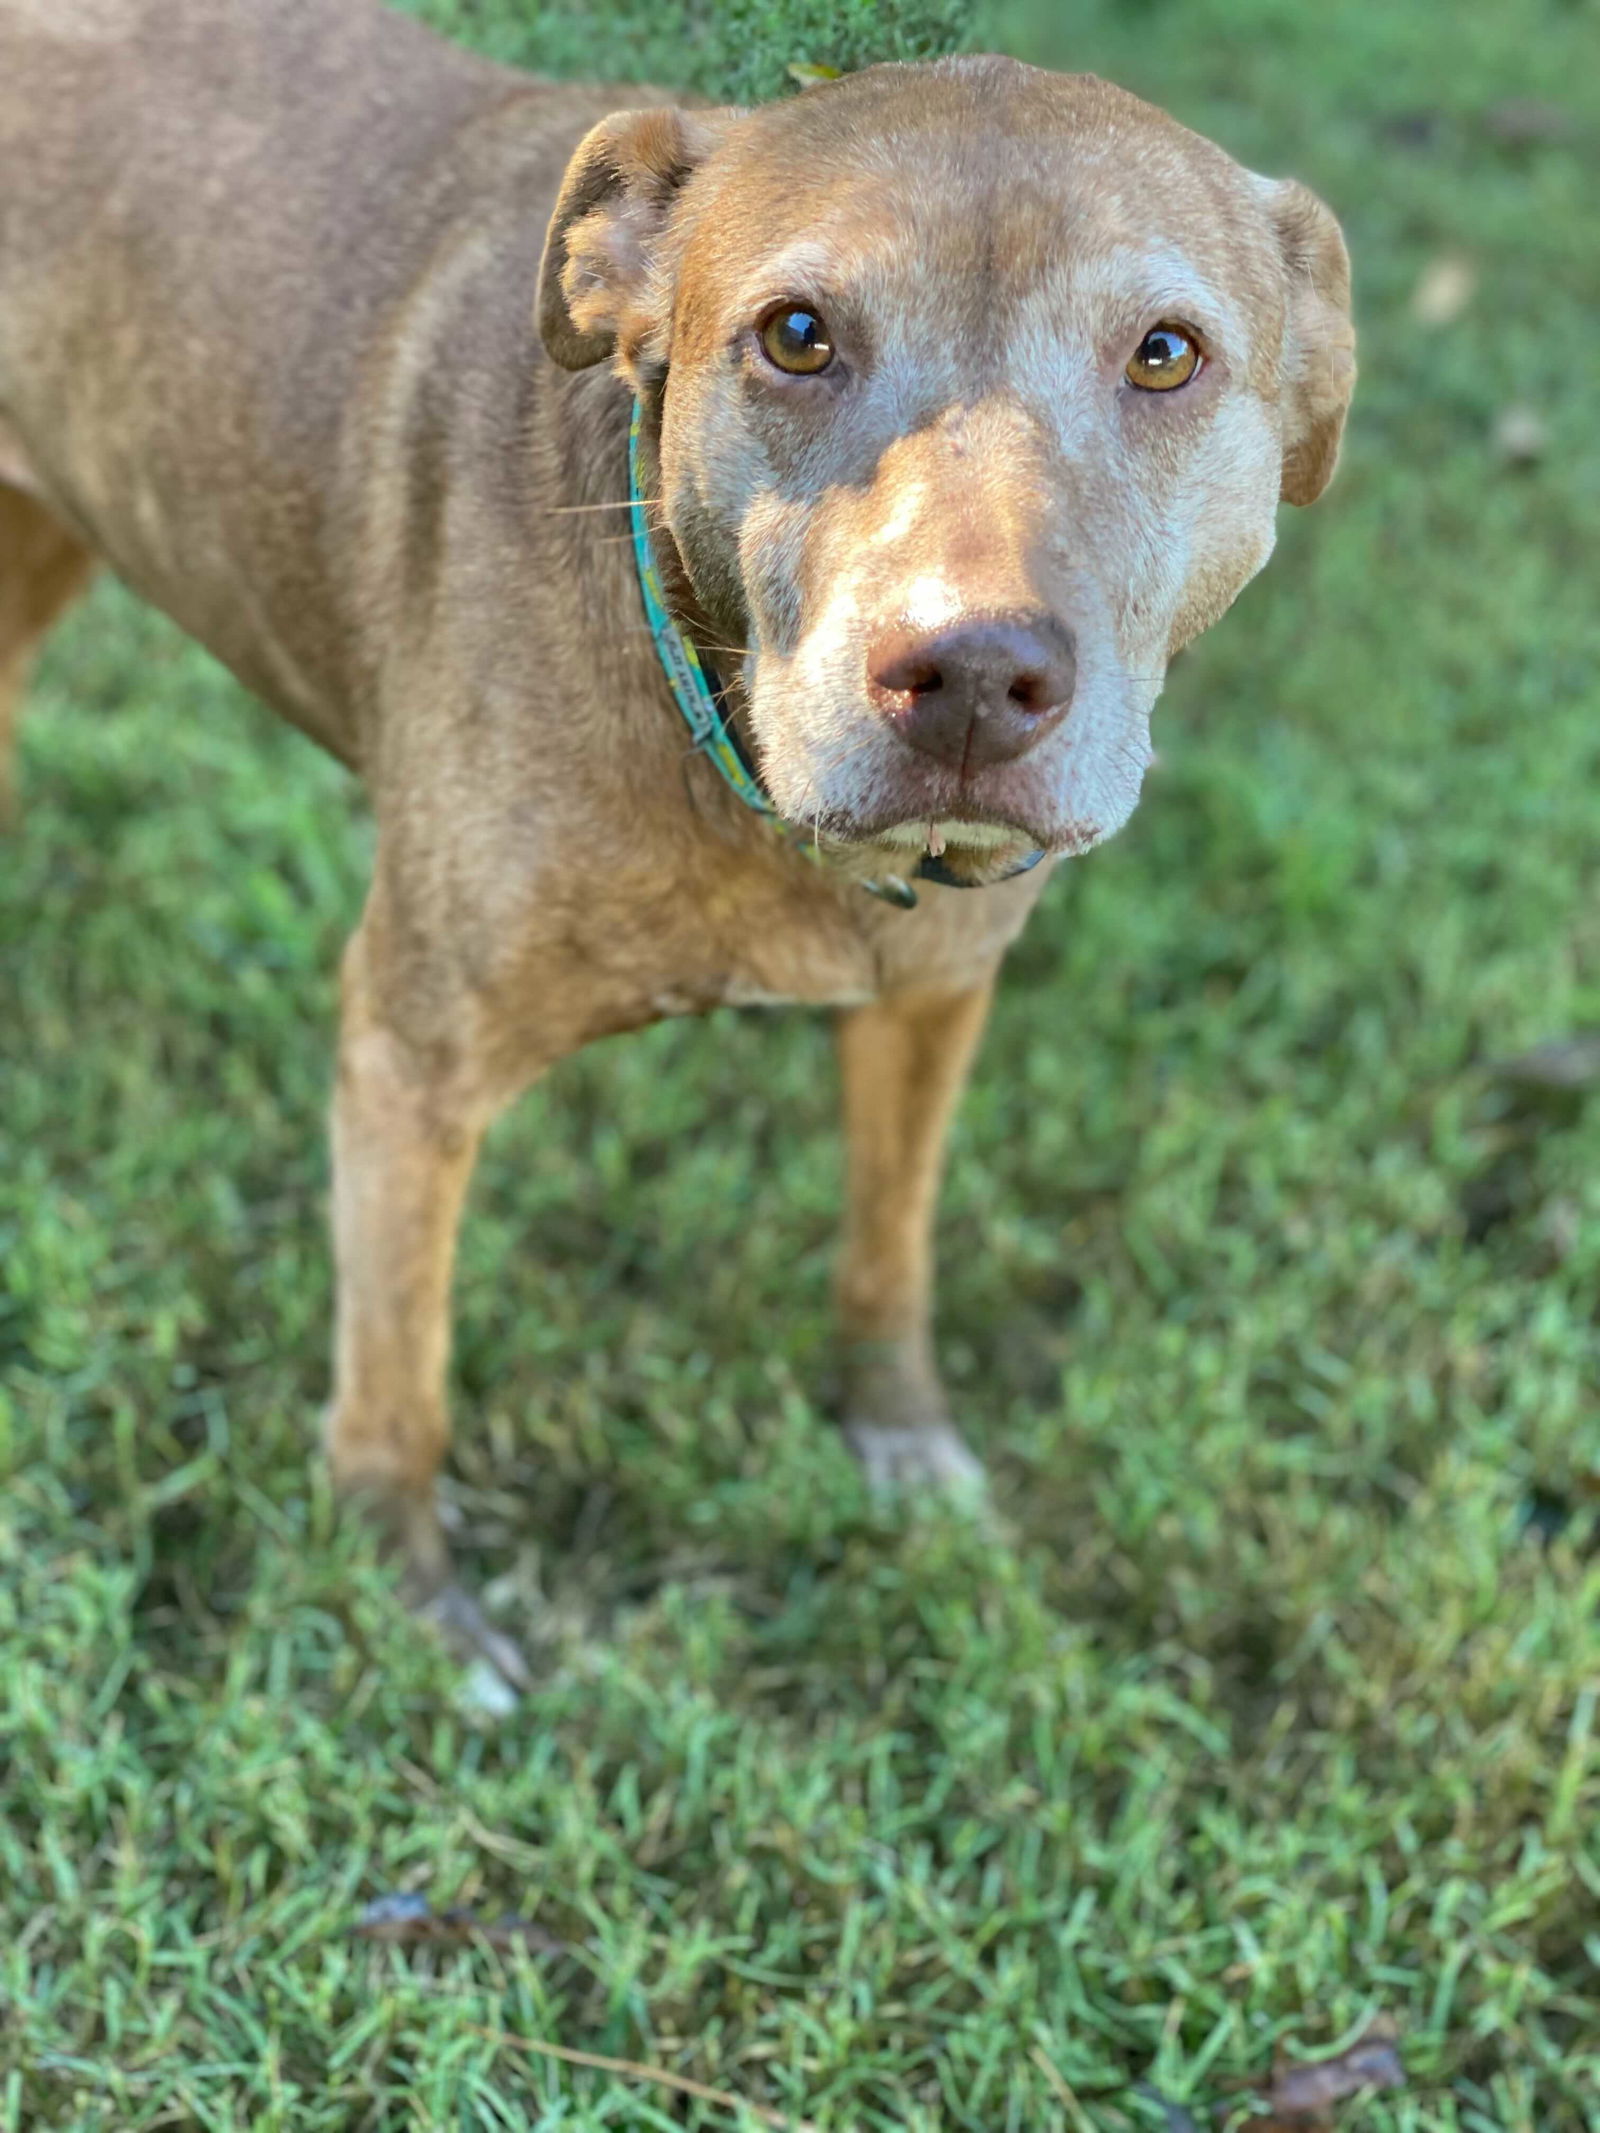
[{"left": 0, "top": 0, "right": 1353, "bottom": 1679}]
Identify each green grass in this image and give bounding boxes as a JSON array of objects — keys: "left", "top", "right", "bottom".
[{"left": 4, "top": 0, "right": 1600, "bottom": 2126}]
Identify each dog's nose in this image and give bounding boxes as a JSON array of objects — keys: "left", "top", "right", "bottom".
[{"left": 866, "top": 614, "right": 1077, "bottom": 771}]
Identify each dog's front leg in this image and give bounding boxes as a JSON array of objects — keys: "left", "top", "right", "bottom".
[
  {"left": 835, "top": 976, "right": 998, "bottom": 1501},
  {"left": 324, "top": 912, "right": 531, "bottom": 1684}
]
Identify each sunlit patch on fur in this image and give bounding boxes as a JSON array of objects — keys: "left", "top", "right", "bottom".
[{"left": 899, "top": 573, "right": 962, "bottom": 633}]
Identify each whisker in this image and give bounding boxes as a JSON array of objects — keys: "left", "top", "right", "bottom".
[
  {"left": 707, "top": 678, "right": 754, "bottom": 712},
  {"left": 809, "top": 786, "right": 838, "bottom": 860},
  {"left": 546, "top": 496, "right": 658, "bottom": 515}
]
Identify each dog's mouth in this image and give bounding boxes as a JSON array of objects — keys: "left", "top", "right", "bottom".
[
  {"left": 874, "top": 817, "right": 1033, "bottom": 857},
  {"left": 805, "top": 809, "right": 1103, "bottom": 889},
  {"left": 743, "top": 660, "right": 1146, "bottom": 886},
  {"left": 874, "top": 815, "right": 1047, "bottom": 888}
]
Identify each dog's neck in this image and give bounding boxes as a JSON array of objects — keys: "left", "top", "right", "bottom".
[
  {"left": 627, "top": 397, "right": 771, "bottom": 813},
  {"left": 627, "top": 392, "right": 758, "bottom": 730}
]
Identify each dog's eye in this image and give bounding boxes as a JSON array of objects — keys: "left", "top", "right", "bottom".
[
  {"left": 758, "top": 305, "right": 834, "bottom": 376},
  {"left": 1126, "top": 324, "right": 1200, "bottom": 392}
]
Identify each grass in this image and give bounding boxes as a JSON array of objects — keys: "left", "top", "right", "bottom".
[{"left": 4, "top": 0, "right": 1600, "bottom": 2126}]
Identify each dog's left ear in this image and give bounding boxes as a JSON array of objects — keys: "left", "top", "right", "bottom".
[
  {"left": 1257, "top": 178, "right": 1356, "bottom": 506},
  {"left": 538, "top": 105, "right": 737, "bottom": 376}
]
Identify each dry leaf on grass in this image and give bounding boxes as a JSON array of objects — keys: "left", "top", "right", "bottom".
[
  {"left": 1490, "top": 1032, "right": 1600, "bottom": 1095},
  {"left": 1492, "top": 406, "right": 1548, "bottom": 465},
  {"left": 1139, "top": 2020, "right": 1406, "bottom": 2130},
  {"left": 353, "top": 1890, "right": 566, "bottom": 1953},
  {"left": 1251, "top": 2024, "right": 1407, "bottom": 2128},
  {"left": 1375, "top": 110, "right": 1440, "bottom": 152},
  {"left": 1410, "top": 255, "right": 1475, "bottom": 326},
  {"left": 1484, "top": 98, "right": 1573, "bottom": 146}
]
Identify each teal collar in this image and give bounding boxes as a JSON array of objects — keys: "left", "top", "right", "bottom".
[
  {"left": 627, "top": 400, "right": 1042, "bottom": 903},
  {"left": 628, "top": 399, "right": 786, "bottom": 828}
]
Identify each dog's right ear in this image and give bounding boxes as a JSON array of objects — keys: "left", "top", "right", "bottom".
[
  {"left": 537, "top": 106, "right": 736, "bottom": 376},
  {"left": 1257, "top": 177, "right": 1356, "bottom": 507}
]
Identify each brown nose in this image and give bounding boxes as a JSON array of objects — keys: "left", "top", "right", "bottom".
[{"left": 866, "top": 613, "right": 1077, "bottom": 772}]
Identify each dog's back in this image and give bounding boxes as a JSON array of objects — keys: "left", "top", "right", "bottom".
[{"left": 0, "top": 0, "right": 606, "bottom": 758}]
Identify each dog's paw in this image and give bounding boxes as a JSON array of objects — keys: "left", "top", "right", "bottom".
[
  {"left": 418, "top": 1581, "right": 533, "bottom": 1695},
  {"left": 330, "top": 1468, "right": 533, "bottom": 1696},
  {"left": 844, "top": 1419, "right": 990, "bottom": 1510}
]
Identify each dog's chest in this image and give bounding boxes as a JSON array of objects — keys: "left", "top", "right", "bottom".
[
  {"left": 565, "top": 839, "right": 1049, "bottom": 1038},
  {"left": 633, "top": 875, "right": 1039, "bottom": 1026}
]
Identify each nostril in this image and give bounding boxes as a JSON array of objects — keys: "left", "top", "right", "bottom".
[
  {"left": 873, "top": 648, "right": 943, "bottom": 697},
  {"left": 1007, "top": 670, "right": 1054, "bottom": 714}
]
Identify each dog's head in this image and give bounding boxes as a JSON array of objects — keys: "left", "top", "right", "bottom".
[{"left": 539, "top": 57, "right": 1354, "bottom": 885}]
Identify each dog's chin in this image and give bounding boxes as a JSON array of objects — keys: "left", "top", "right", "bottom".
[
  {"left": 806, "top": 813, "right": 1105, "bottom": 889},
  {"left": 789, "top": 810, "right": 1100, "bottom": 887},
  {"left": 753, "top": 724, "right": 1142, "bottom": 882}
]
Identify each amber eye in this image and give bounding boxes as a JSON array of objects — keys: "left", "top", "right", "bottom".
[
  {"left": 1126, "top": 323, "right": 1201, "bottom": 392},
  {"left": 758, "top": 305, "right": 834, "bottom": 376}
]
